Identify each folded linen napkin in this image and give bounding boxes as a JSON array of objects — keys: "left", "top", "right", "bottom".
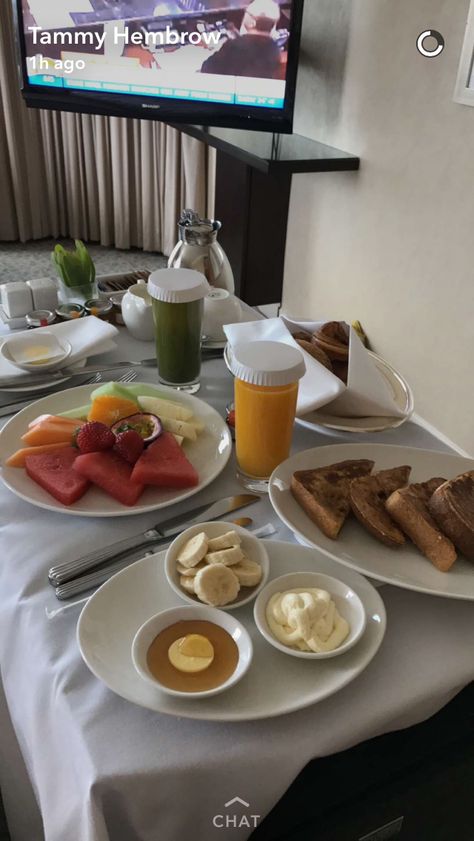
[
  {"left": 224, "top": 317, "right": 406, "bottom": 418},
  {"left": 0, "top": 317, "right": 119, "bottom": 381},
  {"left": 224, "top": 318, "right": 345, "bottom": 417}
]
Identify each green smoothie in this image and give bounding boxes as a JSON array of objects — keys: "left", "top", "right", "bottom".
[{"left": 153, "top": 298, "right": 203, "bottom": 386}]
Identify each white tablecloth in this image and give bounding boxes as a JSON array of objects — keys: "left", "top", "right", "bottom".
[{"left": 1, "top": 330, "right": 473, "bottom": 841}]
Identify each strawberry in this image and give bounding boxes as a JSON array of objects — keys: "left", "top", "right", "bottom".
[
  {"left": 114, "top": 430, "right": 145, "bottom": 465},
  {"left": 76, "top": 422, "right": 115, "bottom": 454}
]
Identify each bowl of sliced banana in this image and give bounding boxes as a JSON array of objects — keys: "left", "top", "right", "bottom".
[{"left": 165, "top": 521, "right": 270, "bottom": 611}]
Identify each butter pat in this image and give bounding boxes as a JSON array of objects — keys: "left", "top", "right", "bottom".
[
  {"left": 168, "top": 634, "right": 214, "bottom": 673},
  {"left": 266, "top": 588, "right": 349, "bottom": 653}
]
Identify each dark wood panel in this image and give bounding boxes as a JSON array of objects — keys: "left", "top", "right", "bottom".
[{"left": 215, "top": 151, "right": 292, "bottom": 305}]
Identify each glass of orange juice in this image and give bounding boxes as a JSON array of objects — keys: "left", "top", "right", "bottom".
[{"left": 229, "top": 341, "right": 306, "bottom": 493}]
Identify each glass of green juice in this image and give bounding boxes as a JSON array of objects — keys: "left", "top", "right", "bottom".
[{"left": 148, "top": 268, "right": 210, "bottom": 394}]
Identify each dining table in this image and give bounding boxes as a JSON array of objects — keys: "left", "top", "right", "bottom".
[{"left": 1, "top": 325, "right": 473, "bottom": 841}]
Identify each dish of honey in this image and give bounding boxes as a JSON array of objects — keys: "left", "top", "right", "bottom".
[{"left": 146, "top": 620, "right": 239, "bottom": 693}]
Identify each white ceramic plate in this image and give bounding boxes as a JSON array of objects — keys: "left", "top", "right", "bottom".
[
  {"left": 296, "top": 354, "right": 414, "bottom": 433},
  {"left": 77, "top": 540, "right": 386, "bottom": 721},
  {"left": 269, "top": 443, "right": 474, "bottom": 601},
  {"left": 0, "top": 353, "right": 87, "bottom": 393},
  {"left": 0, "top": 382, "right": 232, "bottom": 517}
]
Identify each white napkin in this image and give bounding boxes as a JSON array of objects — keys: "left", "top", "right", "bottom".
[
  {"left": 224, "top": 317, "right": 406, "bottom": 419},
  {"left": 282, "top": 317, "right": 406, "bottom": 418},
  {"left": 224, "top": 318, "right": 345, "bottom": 417},
  {"left": 0, "top": 318, "right": 118, "bottom": 380}
]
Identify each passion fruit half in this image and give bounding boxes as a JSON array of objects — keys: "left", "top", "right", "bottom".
[{"left": 111, "top": 413, "right": 162, "bottom": 445}]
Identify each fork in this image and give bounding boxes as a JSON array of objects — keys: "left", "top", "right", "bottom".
[{"left": 0, "top": 370, "right": 137, "bottom": 419}]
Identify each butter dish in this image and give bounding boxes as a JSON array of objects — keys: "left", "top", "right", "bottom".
[{"left": 0, "top": 331, "right": 72, "bottom": 372}]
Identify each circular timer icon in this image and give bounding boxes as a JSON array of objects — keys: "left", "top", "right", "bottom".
[{"left": 417, "top": 30, "right": 445, "bottom": 57}]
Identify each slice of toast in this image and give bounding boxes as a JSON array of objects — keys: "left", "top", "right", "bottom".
[
  {"left": 350, "top": 466, "right": 412, "bottom": 547},
  {"left": 428, "top": 471, "right": 474, "bottom": 561},
  {"left": 386, "top": 478, "right": 457, "bottom": 571},
  {"left": 291, "top": 459, "right": 374, "bottom": 540}
]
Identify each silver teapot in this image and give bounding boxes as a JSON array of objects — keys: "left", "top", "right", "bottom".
[{"left": 168, "top": 210, "right": 235, "bottom": 294}]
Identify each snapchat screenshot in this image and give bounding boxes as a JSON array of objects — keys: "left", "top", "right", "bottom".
[{"left": 0, "top": 2, "right": 473, "bottom": 841}]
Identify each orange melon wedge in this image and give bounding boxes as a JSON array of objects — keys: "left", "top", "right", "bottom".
[
  {"left": 28, "top": 414, "right": 84, "bottom": 429},
  {"left": 6, "top": 442, "right": 72, "bottom": 468},
  {"left": 87, "top": 396, "right": 139, "bottom": 427},
  {"left": 21, "top": 422, "right": 76, "bottom": 446}
]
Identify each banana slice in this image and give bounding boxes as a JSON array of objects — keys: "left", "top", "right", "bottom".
[
  {"left": 205, "top": 546, "right": 244, "bottom": 567},
  {"left": 177, "top": 561, "right": 206, "bottom": 578},
  {"left": 177, "top": 532, "right": 209, "bottom": 568},
  {"left": 207, "top": 530, "right": 242, "bottom": 552},
  {"left": 194, "top": 564, "right": 240, "bottom": 606},
  {"left": 180, "top": 575, "right": 197, "bottom": 595},
  {"left": 232, "top": 557, "right": 263, "bottom": 587}
]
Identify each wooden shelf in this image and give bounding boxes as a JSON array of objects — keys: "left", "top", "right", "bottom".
[
  {"left": 177, "top": 124, "right": 360, "bottom": 176},
  {"left": 175, "top": 124, "right": 360, "bottom": 305}
]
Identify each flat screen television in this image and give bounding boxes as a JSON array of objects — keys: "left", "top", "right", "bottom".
[{"left": 14, "top": 0, "right": 303, "bottom": 133}]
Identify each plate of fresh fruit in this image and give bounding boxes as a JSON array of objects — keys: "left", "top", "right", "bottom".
[{"left": 0, "top": 381, "right": 232, "bottom": 517}]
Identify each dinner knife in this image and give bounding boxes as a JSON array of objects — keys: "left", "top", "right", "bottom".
[
  {"left": 0, "top": 350, "right": 223, "bottom": 390},
  {"left": 48, "top": 494, "right": 259, "bottom": 587},
  {"left": 53, "top": 522, "right": 275, "bottom": 602}
]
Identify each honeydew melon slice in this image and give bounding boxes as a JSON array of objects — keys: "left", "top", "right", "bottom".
[
  {"left": 59, "top": 405, "right": 91, "bottom": 420},
  {"left": 138, "top": 395, "right": 194, "bottom": 422}
]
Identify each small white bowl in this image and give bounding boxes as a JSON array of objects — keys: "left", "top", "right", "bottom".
[
  {"left": 131, "top": 605, "right": 253, "bottom": 699},
  {"left": 1, "top": 331, "right": 72, "bottom": 372},
  {"left": 254, "top": 572, "right": 367, "bottom": 660},
  {"left": 165, "top": 521, "right": 269, "bottom": 611}
]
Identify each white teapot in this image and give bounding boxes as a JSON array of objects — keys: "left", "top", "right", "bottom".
[{"left": 121, "top": 282, "right": 155, "bottom": 342}]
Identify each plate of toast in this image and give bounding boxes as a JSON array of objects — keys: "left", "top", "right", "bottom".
[{"left": 269, "top": 444, "right": 474, "bottom": 600}]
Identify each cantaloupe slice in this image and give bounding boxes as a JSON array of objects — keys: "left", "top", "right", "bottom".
[
  {"left": 91, "top": 382, "right": 139, "bottom": 405},
  {"left": 21, "top": 423, "right": 76, "bottom": 446},
  {"left": 28, "top": 414, "right": 84, "bottom": 429},
  {"left": 6, "top": 441, "right": 72, "bottom": 468},
  {"left": 87, "top": 396, "right": 140, "bottom": 427}
]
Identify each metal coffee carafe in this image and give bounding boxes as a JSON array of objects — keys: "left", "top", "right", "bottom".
[{"left": 168, "top": 210, "right": 235, "bottom": 294}]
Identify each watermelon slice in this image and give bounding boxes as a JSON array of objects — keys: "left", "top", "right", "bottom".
[
  {"left": 6, "top": 441, "right": 72, "bottom": 468},
  {"left": 74, "top": 451, "right": 144, "bottom": 506},
  {"left": 131, "top": 432, "right": 199, "bottom": 489},
  {"left": 25, "top": 447, "right": 90, "bottom": 506}
]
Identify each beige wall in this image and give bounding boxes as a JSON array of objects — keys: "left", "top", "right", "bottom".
[{"left": 283, "top": 0, "right": 474, "bottom": 453}]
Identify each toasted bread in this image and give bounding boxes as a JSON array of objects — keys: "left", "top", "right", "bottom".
[
  {"left": 428, "top": 471, "right": 474, "bottom": 561},
  {"left": 291, "top": 459, "right": 374, "bottom": 540},
  {"left": 350, "top": 466, "right": 412, "bottom": 547},
  {"left": 386, "top": 479, "right": 457, "bottom": 571}
]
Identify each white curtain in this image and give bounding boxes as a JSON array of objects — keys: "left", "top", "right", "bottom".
[{"left": 0, "top": 2, "right": 215, "bottom": 255}]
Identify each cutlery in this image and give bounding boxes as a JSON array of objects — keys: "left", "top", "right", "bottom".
[
  {"left": 0, "top": 371, "right": 137, "bottom": 418},
  {"left": 48, "top": 494, "right": 260, "bottom": 587},
  {"left": 53, "top": 522, "right": 275, "bottom": 602},
  {"left": 0, "top": 350, "right": 223, "bottom": 390}
]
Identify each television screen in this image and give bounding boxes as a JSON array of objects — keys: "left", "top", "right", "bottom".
[{"left": 15, "top": 0, "right": 303, "bottom": 132}]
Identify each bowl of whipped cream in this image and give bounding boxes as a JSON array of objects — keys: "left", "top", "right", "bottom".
[{"left": 253, "top": 572, "right": 366, "bottom": 659}]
